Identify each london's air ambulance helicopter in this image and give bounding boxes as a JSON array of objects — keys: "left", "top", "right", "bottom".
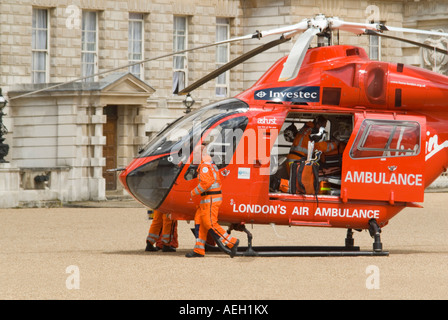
[{"left": 117, "top": 15, "right": 448, "bottom": 256}]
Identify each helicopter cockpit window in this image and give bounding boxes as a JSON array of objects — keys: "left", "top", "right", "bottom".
[
  {"left": 206, "top": 117, "right": 249, "bottom": 169},
  {"left": 184, "top": 116, "right": 249, "bottom": 180},
  {"left": 137, "top": 98, "right": 249, "bottom": 160},
  {"left": 350, "top": 120, "right": 420, "bottom": 159}
]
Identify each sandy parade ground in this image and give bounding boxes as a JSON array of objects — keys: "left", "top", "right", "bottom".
[{"left": 1, "top": 192, "right": 447, "bottom": 304}]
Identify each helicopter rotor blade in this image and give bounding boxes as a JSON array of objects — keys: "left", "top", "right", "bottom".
[
  {"left": 276, "top": 16, "right": 448, "bottom": 83},
  {"left": 365, "top": 30, "right": 448, "bottom": 55},
  {"left": 329, "top": 18, "right": 383, "bottom": 35},
  {"left": 381, "top": 25, "right": 448, "bottom": 38},
  {"left": 178, "top": 36, "right": 291, "bottom": 95},
  {"left": 11, "top": 14, "right": 448, "bottom": 100},
  {"left": 278, "top": 27, "right": 320, "bottom": 82},
  {"left": 330, "top": 17, "right": 448, "bottom": 38},
  {"left": 9, "top": 36, "right": 257, "bottom": 100},
  {"left": 256, "top": 20, "right": 309, "bottom": 39}
]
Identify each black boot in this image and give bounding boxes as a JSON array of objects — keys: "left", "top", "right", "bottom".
[
  {"left": 162, "top": 245, "right": 176, "bottom": 252},
  {"left": 230, "top": 239, "right": 240, "bottom": 258},
  {"left": 145, "top": 241, "right": 158, "bottom": 252},
  {"left": 185, "top": 251, "right": 204, "bottom": 258}
]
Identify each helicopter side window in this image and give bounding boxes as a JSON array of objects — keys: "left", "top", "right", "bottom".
[
  {"left": 184, "top": 116, "right": 249, "bottom": 180},
  {"left": 350, "top": 120, "right": 420, "bottom": 159}
]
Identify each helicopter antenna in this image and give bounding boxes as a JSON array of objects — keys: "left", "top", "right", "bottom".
[{"left": 270, "top": 223, "right": 287, "bottom": 239}]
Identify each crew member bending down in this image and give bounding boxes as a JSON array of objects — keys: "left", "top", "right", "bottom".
[
  {"left": 186, "top": 142, "right": 239, "bottom": 258},
  {"left": 286, "top": 116, "right": 338, "bottom": 174}
]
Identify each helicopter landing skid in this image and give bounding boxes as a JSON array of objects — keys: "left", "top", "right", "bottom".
[
  {"left": 233, "top": 245, "right": 388, "bottom": 257},
  {"left": 204, "top": 224, "right": 389, "bottom": 257},
  {"left": 207, "top": 244, "right": 389, "bottom": 257}
]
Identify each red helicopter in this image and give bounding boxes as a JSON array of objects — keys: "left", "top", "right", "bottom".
[{"left": 118, "top": 15, "right": 448, "bottom": 256}]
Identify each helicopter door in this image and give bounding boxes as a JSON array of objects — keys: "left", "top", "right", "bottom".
[{"left": 341, "top": 113, "right": 426, "bottom": 203}]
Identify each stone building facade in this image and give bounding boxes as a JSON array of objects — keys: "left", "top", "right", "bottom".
[{"left": 0, "top": 0, "right": 447, "bottom": 207}]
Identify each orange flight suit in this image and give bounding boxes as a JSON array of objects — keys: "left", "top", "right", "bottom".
[
  {"left": 286, "top": 121, "right": 338, "bottom": 174},
  {"left": 190, "top": 154, "right": 238, "bottom": 256},
  {"left": 146, "top": 210, "right": 178, "bottom": 250}
]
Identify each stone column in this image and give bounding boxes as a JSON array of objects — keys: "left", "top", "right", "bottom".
[
  {"left": 89, "top": 105, "right": 106, "bottom": 200},
  {"left": 0, "top": 163, "right": 20, "bottom": 208}
]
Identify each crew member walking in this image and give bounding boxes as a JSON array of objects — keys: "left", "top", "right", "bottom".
[{"left": 186, "top": 142, "right": 239, "bottom": 258}]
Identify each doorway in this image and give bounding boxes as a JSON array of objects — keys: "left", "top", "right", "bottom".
[
  {"left": 103, "top": 106, "right": 118, "bottom": 190},
  {"left": 269, "top": 111, "right": 353, "bottom": 196}
]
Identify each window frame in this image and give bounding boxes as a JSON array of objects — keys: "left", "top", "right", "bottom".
[
  {"left": 184, "top": 115, "right": 249, "bottom": 181},
  {"left": 204, "top": 116, "right": 249, "bottom": 169},
  {"left": 173, "top": 16, "right": 188, "bottom": 94},
  {"left": 128, "top": 12, "right": 145, "bottom": 80},
  {"left": 31, "top": 8, "right": 50, "bottom": 84},
  {"left": 368, "top": 20, "right": 384, "bottom": 61},
  {"left": 81, "top": 10, "right": 98, "bottom": 82},
  {"left": 369, "top": 34, "right": 381, "bottom": 61},
  {"left": 349, "top": 119, "right": 421, "bottom": 159},
  {"left": 215, "top": 17, "right": 230, "bottom": 97}
]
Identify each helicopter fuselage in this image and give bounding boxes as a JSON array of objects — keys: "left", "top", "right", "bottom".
[{"left": 120, "top": 45, "right": 448, "bottom": 231}]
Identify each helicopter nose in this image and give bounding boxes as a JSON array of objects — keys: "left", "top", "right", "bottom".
[{"left": 119, "top": 155, "right": 183, "bottom": 209}]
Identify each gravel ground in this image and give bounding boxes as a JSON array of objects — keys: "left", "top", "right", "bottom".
[{"left": 1, "top": 192, "right": 447, "bottom": 301}]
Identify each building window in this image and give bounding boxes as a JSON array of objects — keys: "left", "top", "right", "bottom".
[
  {"left": 369, "top": 34, "right": 381, "bottom": 61},
  {"left": 81, "top": 11, "right": 98, "bottom": 82},
  {"left": 129, "top": 13, "right": 144, "bottom": 79},
  {"left": 216, "top": 18, "right": 230, "bottom": 97},
  {"left": 368, "top": 20, "right": 383, "bottom": 61},
  {"left": 173, "top": 16, "right": 187, "bottom": 94},
  {"left": 32, "top": 8, "right": 49, "bottom": 83}
]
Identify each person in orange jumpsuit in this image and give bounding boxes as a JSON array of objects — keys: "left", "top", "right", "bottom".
[
  {"left": 286, "top": 116, "right": 338, "bottom": 174},
  {"left": 186, "top": 143, "right": 239, "bottom": 258},
  {"left": 145, "top": 209, "right": 178, "bottom": 252}
]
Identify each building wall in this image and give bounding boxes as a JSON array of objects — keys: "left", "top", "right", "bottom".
[
  {"left": 0, "top": 0, "right": 245, "bottom": 136},
  {"left": 402, "top": 0, "right": 448, "bottom": 73}
]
